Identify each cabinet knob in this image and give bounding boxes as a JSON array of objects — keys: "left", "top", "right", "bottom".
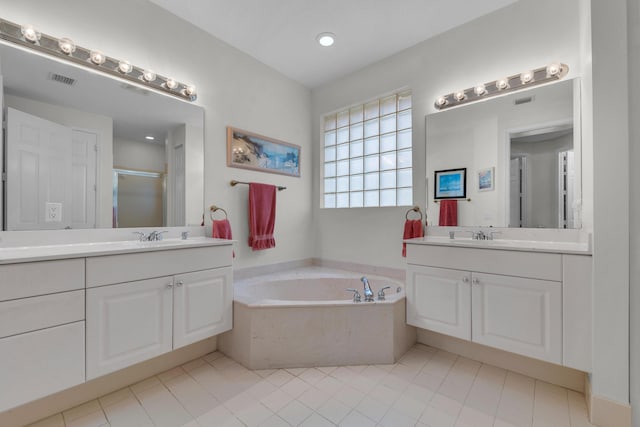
[
  {"left": 462, "top": 276, "right": 469, "bottom": 283},
  {"left": 472, "top": 277, "right": 480, "bottom": 284},
  {"left": 176, "top": 281, "right": 184, "bottom": 287},
  {"left": 166, "top": 283, "right": 174, "bottom": 289}
]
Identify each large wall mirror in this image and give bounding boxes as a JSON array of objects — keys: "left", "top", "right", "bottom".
[
  {"left": 426, "top": 78, "right": 581, "bottom": 229},
  {"left": 0, "top": 42, "right": 204, "bottom": 231}
]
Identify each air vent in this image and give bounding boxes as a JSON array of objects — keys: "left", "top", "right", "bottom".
[
  {"left": 48, "top": 72, "right": 76, "bottom": 86},
  {"left": 514, "top": 96, "right": 534, "bottom": 105}
]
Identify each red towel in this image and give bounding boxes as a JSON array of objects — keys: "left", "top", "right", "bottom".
[
  {"left": 248, "top": 183, "right": 277, "bottom": 250},
  {"left": 439, "top": 200, "right": 458, "bottom": 226},
  {"left": 212, "top": 219, "right": 235, "bottom": 257},
  {"left": 402, "top": 219, "right": 425, "bottom": 257}
]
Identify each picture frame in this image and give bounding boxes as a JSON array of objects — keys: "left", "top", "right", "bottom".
[
  {"left": 434, "top": 168, "right": 467, "bottom": 199},
  {"left": 478, "top": 167, "right": 495, "bottom": 192},
  {"left": 226, "top": 127, "right": 301, "bottom": 177}
]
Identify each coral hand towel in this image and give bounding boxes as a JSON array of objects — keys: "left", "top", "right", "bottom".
[
  {"left": 402, "top": 219, "right": 425, "bottom": 257},
  {"left": 439, "top": 200, "right": 458, "bottom": 226},
  {"left": 212, "top": 219, "right": 235, "bottom": 257},
  {"left": 248, "top": 183, "right": 277, "bottom": 250}
]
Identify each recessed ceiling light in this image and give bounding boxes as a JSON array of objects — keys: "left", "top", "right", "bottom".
[
  {"left": 145, "top": 135, "right": 155, "bottom": 141},
  {"left": 316, "top": 32, "right": 335, "bottom": 47}
]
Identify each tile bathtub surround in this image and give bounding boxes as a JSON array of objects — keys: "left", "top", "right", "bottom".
[{"left": 28, "top": 345, "right": 595, "bottom": 427}]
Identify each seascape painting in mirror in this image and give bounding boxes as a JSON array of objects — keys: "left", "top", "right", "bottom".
[
  {"left": 0, "top": 42, "right": 204, "bottom": 231},
  {"left": 425, "top": 78, "right": 580, "bottom": 229}
]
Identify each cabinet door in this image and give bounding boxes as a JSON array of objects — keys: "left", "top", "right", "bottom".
[
  {"left": 173, "top": 267, "right": 233, "bottom": 349},
  {"left": 86, "top": 277, "right": 173, "bottom": 379},
  {"left": 406, "top": 265, "right": 471, "bottom": 340},
  {"left": 471, "top": 272, "right": 562, "bottom": 364}
]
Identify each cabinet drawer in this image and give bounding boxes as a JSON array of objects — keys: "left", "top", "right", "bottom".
[
  {"left": 0, "top": 259, "right": 85, "bottom": 301},
  {"left": 86, "top": 245, "right": 232, "bottom": 287},
  {"left": 406, "top": 245, "right": 561, "bottom": 281},
  {"left": 0, "top": 290, "right": 84, "bottom": 338},
  {"left": 0, "top": 321, "right": 85, "bottom": 412}
]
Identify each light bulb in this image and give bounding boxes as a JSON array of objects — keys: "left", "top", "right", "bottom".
[
  {"left": 496, "top": 77, "right": 510, "bottom": 90},
  {"left": 142, "top": 70, "right": 156, "bottom": 82},
  {"left": 435, "top": 96, "right": 448, "bottom": 107},
  {"left": 118, "top": 60, "right": 133, "bottom": 74},
  {"left": 474, "top": 84, "right": 487, "bottom": 96},
  {"left": 546, "top": 63, "right": 562, "bottom": 77},
  {"left": 165, "top": 78, "right": 178, "bottom": 90},
  {"left": 454, "top": 90, "right": 466, "bottom": 101},
  {"left": 520, "top": 70, "right": 534, "bottom": 84},
  {"left": 58, "top": 38, "right": 75, "bottom": 55},
  {"left": 184, "top": 85, "right": 197, "bottom": 97},
  {"left": 316, "top": 32, "right": 335, "bottom": 47},
  {"left": 89, "top": 50, "right": 106, "bottom": 65},
  {"left": 21, "top": 24, "right": 41, "bottom": 43}
]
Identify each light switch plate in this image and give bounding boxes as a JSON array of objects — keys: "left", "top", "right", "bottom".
[{"left": 45, "top": 202, "right": 62, "bottom": 222}]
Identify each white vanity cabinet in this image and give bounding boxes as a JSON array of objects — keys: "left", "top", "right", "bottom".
[
  {"left": 406, "top": 244, "right": 587, "bottom": 367},
  {"left": 0, "top": 259, "right": 85, "bottom": 412},
  {"left": 86, "top": 246, "right": 232, "bottom": 379}
]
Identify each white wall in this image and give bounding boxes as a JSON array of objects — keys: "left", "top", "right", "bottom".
[
  {"left": 311, "top": 0, "right": 585, "bottom": 268},
  {"left": 113, "top": 138, "right": 165, "bottom": 172},
  {"left": 0, "top": 0, "right": 313, "bottom": 269},
  {"left": 4, "top": 94, "right": 113, "bottom": 228}
]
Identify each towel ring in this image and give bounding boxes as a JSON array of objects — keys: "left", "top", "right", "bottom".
[
  {"left": 209, "top": 205, "right": 228, "bottom": 221},
  {"left": 405, "top": 206, "right": 423, "bottom": 221}
]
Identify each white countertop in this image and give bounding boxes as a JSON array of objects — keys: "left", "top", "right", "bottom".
[
  {"left": 405, "top": 235, "right": 591, "bottom": 255},
  {"left": 0, "top": 237, "right": 233, "bottom": 264}
]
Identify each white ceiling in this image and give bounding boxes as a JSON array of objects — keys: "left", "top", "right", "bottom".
[{"left": 149, "top": 0, "right": 519, "bottom": 88}]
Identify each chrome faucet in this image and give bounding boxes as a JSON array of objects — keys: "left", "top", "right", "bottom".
[
  {"left": 361, "top": 276, "right": 374, "bottom": 302},
  {"left": 377, "top": 286, "right": 392, "bottom": 301},
  {"left": 133, "top": 230, "right": 168, "bottom": 242}
]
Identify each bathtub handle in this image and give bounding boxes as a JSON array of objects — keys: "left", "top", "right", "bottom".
[
  {"left": 346, "top": 288, "right": 362, "bottom": 303},
  {"left": 377, "top": 286, "right": 392, "bottom": 301}
]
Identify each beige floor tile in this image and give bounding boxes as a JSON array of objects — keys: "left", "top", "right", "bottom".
[
  {"left": 300, "top": 413, "right": 335, "bottom": 427},
  {"left": 233, "top": 401, "right": 274, "bottom": 427},
  {"left": 258, "top": 414, "right": 292, "bottom": 427},
  {"left": 98, "top": 387, "right": 134, "bottom": 408},
  {"left": 278, "top": 400, "right": 314, "bottom": 425},
  {"left": 379, "top": 408, "right": 417, "bottom": 427},
  {"left": 164, "top": 373, "right": 220, "bottom": 418},
  {"left": 261, "top": 389, "right": 295, "bottom": 413},
  {"left": 463, "top": 364, "right": 506, "bottom": 416},
  {"left": 26, "top": 414, "right": 65, "bottom": 427},
  {"left": 495, "top": 372, "right": 534, "bottom": 427},
  {"left": 267, "top": 369, "right": 296, "bottom": 387},
  {"left": 299, "top": 368, "right": 328, "bottom": 385},
  {"left": 255, "top": 368, "right": 279, "bottom": 378},
  {"left": 454, "top": 405, "right": 495, "bottom": 427},
  {"left": 420, "top": 393, "right": 462, "bottom": 427},
  {"left": 101, "top": 395, "right": 154, "bottom": 427},
  {"left": 281, "top": 377, "right": 314, "bottom": 397},
  {"left": 317, "top": 366, "right": 338, "bottom": 375},
  {"left": 567, "top": 390, "right": 595, "bottom": 427},
  {"left": 197, "top": 405, "right": 243, "bottom": 427},
  {"left": 315, "top": 375, "right": 344, "bottom": 394},
  {"left": 355, "top": 394, "right": 391, "bottom": 422},
  {"left": 334, "top": 384, "right": 366, "bottom": 408},
  {"left": 158, "top": 366, "right": 186, "bottom": 382},
  {"left": 133, "top": 382, "right": 193, "bottom": 427},
  {"left": 348, "top": 375, "right": 377, "bottom": 394},
  {"left": 338, "top": 410, "right": 376, "bottom": 427},
  {"left": 248, "top": 379, "right": 280, "bottom": 400},
  {"left": 437, "top": 369, "right": 477, "bottom": 404},
  {"left": 391, "top": 392, "right": 428, "bottom": 420},
  {"left": 286, "top": 367, "right": 308, "bottom": 376},
  {"left": 63, "top": 400, "right": 108, "bottom": 427},
  {"left": 298, "top": 387, "right": 332, "bottom": 410},
  {"left": 317, "top": 397, "right": 351, "bottom": 424},
  {"left": 368, "top": 383, "right": 401, "bottom": 403},
  {"left": 532, "top": 381, "right": 571, "bottom": 427}
]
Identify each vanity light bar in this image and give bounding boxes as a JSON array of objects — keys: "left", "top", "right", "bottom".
[
  {"left": 434, "top": 63, "right": 568, "bottom": 110},
  {"left": 0, "top": 18, "right": 197, "bottom": 102}
]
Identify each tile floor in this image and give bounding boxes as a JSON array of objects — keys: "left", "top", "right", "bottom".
[{"left": 29, "top": 344, "right": 595, "bottom": 427}]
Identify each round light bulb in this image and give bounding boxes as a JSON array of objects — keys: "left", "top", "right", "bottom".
[
  {"left": 165, "top": 78, "right": 178, "bottom": 90},
  {"left": 435, "top": 96, "right": 448, "bottom": 108},
  {"left": 316, "top": 32, "right": 335, "bottom": 47},
  {"left": 546, "top": 63, "right": 562, "bottom": 77},
  {"left": 520, "top": 70, "right": 534, "bottom": 84},
  {"left": 21, "top": 24, "right": 41, "bottom": 43},
  {"left": 142, "top": 70, "right": 157, "bottom": 82},
  {"left": 58, "top": 38, "right": 76, "bottom": 55},
  {"left": 118, "top": 60, "right": 133, "bottom": 74},
  {"left": 474, "top": 84, "right": 486, "bottom": 96},
  {"left": 184, "top": 85, "right": 197, "bottom": 97},
  {"left": 89, "top": 50, "right": 106, "bottom": 65},
  {"left": 454, "top": 90, "right": 466, "bottom": 101},
  {"left": 496, "top": 77, "right": 510, "bottom": 90}
]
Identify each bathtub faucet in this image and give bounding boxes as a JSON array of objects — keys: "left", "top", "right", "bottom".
[{"left": 361, "top": 277, "right": 375, "bottom": 302}]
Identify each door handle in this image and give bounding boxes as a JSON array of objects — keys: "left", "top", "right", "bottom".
[
  {"left": 166, "top": 283, "right": 174, "bottom": 289},
  {"left": 462, "top": 276, "right": 469, "bottom": 283},
  {"left": 176, "top": 281, "right": 184, "bottom": 287},
  {"left": 472, "top": 277, "right": 480, "bottom": 285}
]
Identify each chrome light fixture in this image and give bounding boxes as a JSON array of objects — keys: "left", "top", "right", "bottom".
[
  {"left": 434, "top": 63, "right": 568, "bottom": 110},
  {"left": 0, "top": 17, "right": 197, "bottom": 101}
]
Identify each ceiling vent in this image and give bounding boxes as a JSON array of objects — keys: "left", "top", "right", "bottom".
[{"left": 48, "top": 72, "right": 76, "bottom": 86}]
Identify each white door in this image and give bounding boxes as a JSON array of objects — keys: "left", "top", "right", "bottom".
[
  {"left": 6, "top": 108, "right": 72, "bottom": 230},
  {"left": 406, "top": 265, "right": 471, "bottom": 340},
  {"left": 86, "top": 277, "right": 173, "bottom": 380},
  {"left": 471, "top": 272, "right": 562, "bottom": 364},
  {"left": 173, "top": 267, "right": 233, "bottom": 349},
  {"left": 71, "top": 129, "right": 97, "bottom": 229}
]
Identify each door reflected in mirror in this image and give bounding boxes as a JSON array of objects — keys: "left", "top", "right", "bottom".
[{"left": 425, "top": 78, "right": 580, "bottom": 229}]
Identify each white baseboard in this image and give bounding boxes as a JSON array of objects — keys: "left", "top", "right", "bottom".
[
  {"left": 0, "top": 337, "right": 217, "bottom": 427},
  {"left": 585, "top": 376, "right": 632, "bottom": 427}
]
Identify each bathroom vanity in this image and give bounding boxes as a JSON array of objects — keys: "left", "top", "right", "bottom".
[
  {"left": 0, "top": 235, "right": 233, "bottom": 412},
  {"left": 405, "top": 234, "right": 591, "bottom": 372}
]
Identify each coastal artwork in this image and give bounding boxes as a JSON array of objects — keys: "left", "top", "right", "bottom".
[
  {"left": 434, "top": 168, "right": 467, "bottom": 199},
  {"left": 478, "top": 167, "right": 495, "bottom": 192},
  {"left": 227, "top": 127, "right": 300, "bottom": 177}
]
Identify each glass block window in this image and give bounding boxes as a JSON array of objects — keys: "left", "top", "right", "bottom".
[{"left": 323, "top": 91, "right": 412, "bottom": 208}]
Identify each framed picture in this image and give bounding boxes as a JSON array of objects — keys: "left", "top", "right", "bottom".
[
  {"left": 434, "top": 168, "right": 467, "bottom": 199},
  {"left": 478, "top": 167, "right": 495, "bottom": 192},
  {"left": 227, "top": 127, "right": 301, "bottom": 177}
]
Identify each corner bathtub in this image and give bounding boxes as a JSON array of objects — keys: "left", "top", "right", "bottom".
[{"left": 218, "top": 267, "right": 416, "bottom": 369}]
